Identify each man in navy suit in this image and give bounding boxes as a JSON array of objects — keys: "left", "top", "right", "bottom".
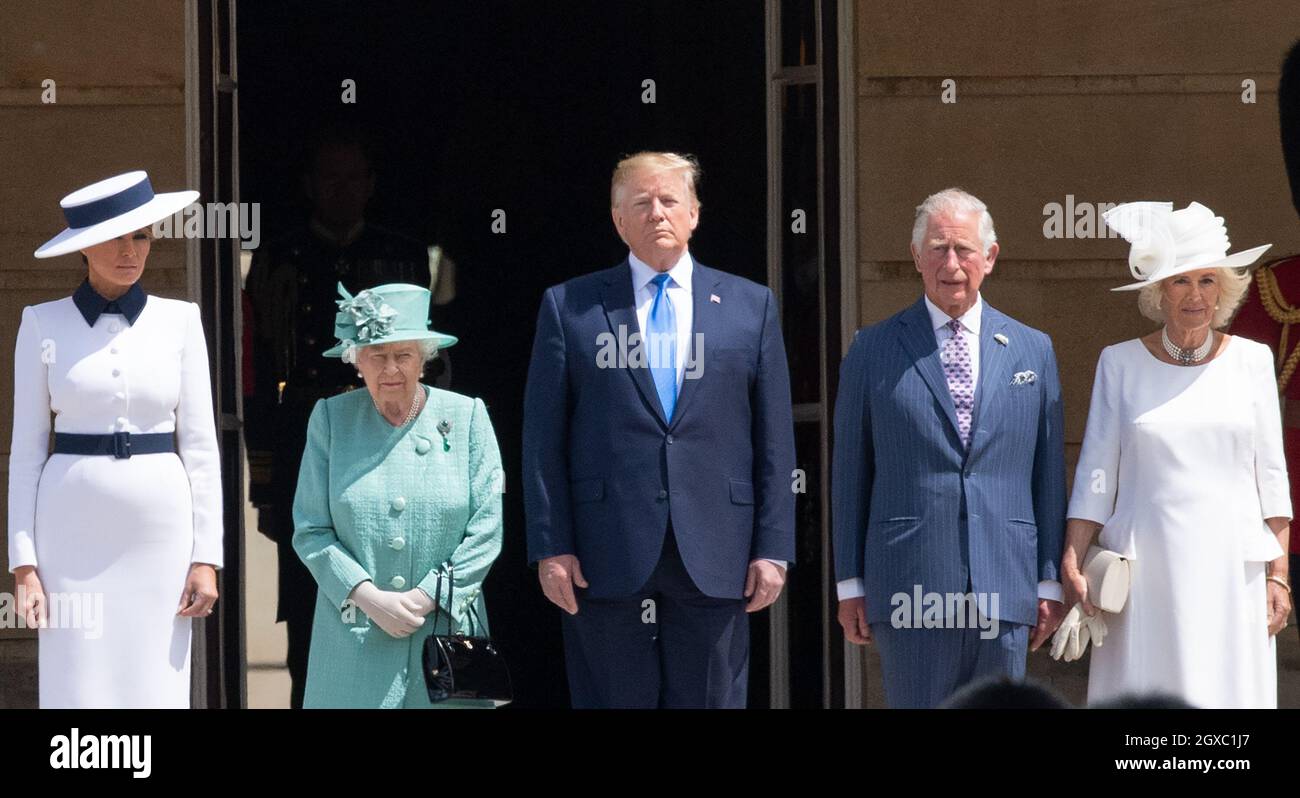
[
  {"left": 523, "top": 152, "right": 796, "bottom": 708},
  {"left": 831, "top": 188, "right": 1068, "bottom": 708}
]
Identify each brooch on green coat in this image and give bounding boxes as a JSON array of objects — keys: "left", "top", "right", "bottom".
[{"left": 437, "top": 419, "right": 452, "bottom": 451}]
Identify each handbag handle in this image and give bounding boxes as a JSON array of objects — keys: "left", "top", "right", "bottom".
[
  {"left": 433, "top": 566, "right": 452, "bottom": 634},
  {"left": 433, "top": 565, "right": 489, "bottom": 638}
]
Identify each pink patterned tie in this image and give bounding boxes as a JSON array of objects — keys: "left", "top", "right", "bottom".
[{"left": 942, "top": 319, "right": 973, "bottom": 447}]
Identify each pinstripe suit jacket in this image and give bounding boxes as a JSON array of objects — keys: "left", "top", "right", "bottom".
[{"left": 831, "top": 296, "right": 1066, "bottom": 626}]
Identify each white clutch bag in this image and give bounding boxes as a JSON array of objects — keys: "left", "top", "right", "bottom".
[
  {"left": 1082, "top": 544, "right": 1130, "bottom": 613},
  {"left": 1049, "top": 545, "right": 1132, "bottom": 662}
]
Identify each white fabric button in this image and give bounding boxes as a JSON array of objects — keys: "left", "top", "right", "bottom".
[
  {"left": 112, "top": 369, "right": 121, "bottom": 377},
  {"left": 414, "top": 438, "right": 431, "bottom": 455},
  {"left": 390, "top": 537, "right": 406, "bottom": 551},
  {"left": 115, "top": 417, "right": 128, "bottom": 429},
  {"left": 108, "top": 322, "right": 121, "bottom": 333},
  {"left": 391, "top": 496, "right": 406, "bottom": 512},
  {"left": 389, "top": 575, "right": 406, "bottom": 589},
  {"left": 110, "top": 347, "right": 119, "bottom": 355}
]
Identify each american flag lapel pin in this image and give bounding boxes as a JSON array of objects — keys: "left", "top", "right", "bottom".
[{"left": 710, "top": 294, "right": 721, "bottom": 304}]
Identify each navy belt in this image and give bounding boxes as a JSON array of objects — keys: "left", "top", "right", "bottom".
[{"left": 53, "top": 431, "right": 175, "bottom": 459}]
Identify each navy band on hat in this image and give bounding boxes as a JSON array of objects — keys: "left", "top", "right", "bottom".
[{"left": 62, "top": 175, "right": 154, "bottom": 229}]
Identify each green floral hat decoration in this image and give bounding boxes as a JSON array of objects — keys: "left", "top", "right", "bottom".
[{"left": 322, "top": 282, "right": 458, "bottom": 361}]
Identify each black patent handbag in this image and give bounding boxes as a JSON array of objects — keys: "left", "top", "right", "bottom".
[{"left": 421, "top": 567, "right": 513, "bottom": 706}]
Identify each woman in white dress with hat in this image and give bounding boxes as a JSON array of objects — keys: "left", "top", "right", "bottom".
[
  {"left": 7, "top": 171, "right": 222, "bottom": 708},
  {"left": 1060, "top": 201, "right": 1293, "bottom": 708}
]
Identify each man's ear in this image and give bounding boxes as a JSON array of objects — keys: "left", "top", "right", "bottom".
[
  {"left": 910, "top": 243, "right": 923, "bottom": 273},
  {"left": 611, "top": 206, "right": 627, "bottom": 244},
  {"left": 984, "top": 242, "right": 999, "bottom": 272}
]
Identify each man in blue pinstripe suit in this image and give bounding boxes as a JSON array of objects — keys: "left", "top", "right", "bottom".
[{"left": 831, "top": 188, "right": 1068, "bottom": 709}]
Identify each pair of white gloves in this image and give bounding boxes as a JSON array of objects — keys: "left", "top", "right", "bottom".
[
  {"left": 349, "top": 581, "right": 436, "bottom": 638},
  {"left": 1049, "top": 603, "right": 1108, "bottom": 662}
]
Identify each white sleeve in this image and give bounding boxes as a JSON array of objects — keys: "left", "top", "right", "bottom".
[
  {"left": 1067, "top": 347, "right": 1120, "bottom": 525},
  {"left": 836, "top": 578, "right": 865, "bottom": 600},
  {"left": 1252, "top": 343, "right": 1291, "bottom": 521},
  {"left": 177, "top": 302, "right": 224, "bottom": 567},
  {"left": 7, "top": 307, "right": 50, "bottom": 572}
]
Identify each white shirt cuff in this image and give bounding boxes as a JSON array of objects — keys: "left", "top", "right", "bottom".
[
  {"left": 760, "top": 559, "right": 787, "bottom": 570},
  {"left": 1038, "top": 579, "right": 1063, "bottom": 603},
  {"left": 836, "top": 578, "right": 865, "bottom": 600}
]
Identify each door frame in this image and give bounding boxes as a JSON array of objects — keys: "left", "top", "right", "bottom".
[
  {"left": 186, "top": 0, "right": 247, "bottom": 709},
  {"left": 763, "top": 0, "right": 859, "bottom": 709},
  {"left": 189, "top": 0, "right": 862, "bottom": 709}
]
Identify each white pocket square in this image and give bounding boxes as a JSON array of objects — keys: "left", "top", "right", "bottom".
[{"left": 1011, "top": 370, "right": 1037, "bottom": 386}]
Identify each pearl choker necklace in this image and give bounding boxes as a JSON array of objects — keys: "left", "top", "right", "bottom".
[
  {"left": 1161, "top": 327, "right": 1213, "bottom": 365},
  {"left": 375, "top": 387, "right": 423, "bottom": 426}
]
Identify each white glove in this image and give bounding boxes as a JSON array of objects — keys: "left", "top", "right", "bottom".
[
  {"left": 1083, "top": 610, "right": 1108, "bottom": 649},
  {"left": 349, "top": 581, "right": 425, "bottom": 638},
  {"left": 1050, "top": 604, "right": 1086, "bottom": 661},
  {"left": 403, "top": 588, "right": 436, "bottom": 617},
  {"left": 1050, "top": 603, "right": 1108, "bottom": 662}
]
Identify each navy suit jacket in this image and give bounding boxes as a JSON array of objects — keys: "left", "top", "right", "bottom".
[
  {"left": 523, "top": 257, "right": 797, "bottom": 599},
  {"left": 830, "top": 297, "right": 1066, "bottom": 626}
]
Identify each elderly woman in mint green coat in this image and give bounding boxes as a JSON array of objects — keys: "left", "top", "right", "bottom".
[{"left": 292, "top": 282, "right": 503, "bottom": 708}]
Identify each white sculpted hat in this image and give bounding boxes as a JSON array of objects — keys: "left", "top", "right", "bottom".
[
  {"left": 34, "top": 171, "right": 199, "bottom": 259},
  {"left": 1103, "top": 201, "right": 1271, "bottom": 292}
]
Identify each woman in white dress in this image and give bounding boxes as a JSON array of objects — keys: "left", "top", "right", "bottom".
[
  {"left": 1063, "top": 201, "right": 1293, "bottom": 708},
  {"left": 7, "top": 171, "right": 222, "bottom": 708}
]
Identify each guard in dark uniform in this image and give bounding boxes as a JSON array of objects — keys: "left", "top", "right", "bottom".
[
  {"left": 1227, "top": 39, "right": 1299, "bottom": 643},
  {"left": 244, "top": 129, "right": 448, "bottom": 708}
]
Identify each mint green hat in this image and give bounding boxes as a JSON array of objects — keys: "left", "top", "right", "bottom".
[{"left": 322, "top": 282, "right": 458, "bottom": 360}]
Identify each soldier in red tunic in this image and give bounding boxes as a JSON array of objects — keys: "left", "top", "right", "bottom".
[{"left": 1228, "top": 39, "right": 1300, "bottom": 642}]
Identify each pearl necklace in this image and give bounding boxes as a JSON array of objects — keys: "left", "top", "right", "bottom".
[
  {"left": 375, "top": 387, "right": 423, "bottom": 426},
  {"left": 1161, "top": 327, "right": 1214, "bottom": 365}
]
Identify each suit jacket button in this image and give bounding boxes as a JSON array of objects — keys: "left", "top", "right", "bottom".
[
  {"left": 657, "top": 490, "right": 668, "bottom": 500},
  {"left": 390, "top": 575, "right": 406, "bottom": 589},
  {"left": 390, "top": 537, "right": 406, "bottom": 551},
  {"left": 391, "top": 496, "right": 407, "bottom": 512},
  {"left": 666, "top": 434, "right": 674, "bottom": 445}
]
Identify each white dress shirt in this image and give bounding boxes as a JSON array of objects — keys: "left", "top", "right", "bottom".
[
  {"left": 836, "top": 293, "right": 1061, "bottom": 604},
  {"left": 629, "top": 250, "right": 693, "bottom": 390}
]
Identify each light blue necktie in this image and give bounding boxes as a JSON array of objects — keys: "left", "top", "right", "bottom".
[{"left": 647, "top": 273, "right": 678, "bottom": 419}]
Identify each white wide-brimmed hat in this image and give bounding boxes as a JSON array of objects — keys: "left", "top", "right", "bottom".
[
  {"left": 34, "top": 171, "right": 199, "bottom": 259},
  {"left": 1104, "top": 201, "right": 1271, "bottom": 292}
]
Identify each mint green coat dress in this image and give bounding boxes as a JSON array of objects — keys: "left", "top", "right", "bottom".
[{"left": 292, "top": 385, "right": 503, "bottom": 708}]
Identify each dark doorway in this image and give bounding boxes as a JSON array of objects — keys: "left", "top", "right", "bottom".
[{"left": 237, "top": 1, "right": 768, "bottom": 707}]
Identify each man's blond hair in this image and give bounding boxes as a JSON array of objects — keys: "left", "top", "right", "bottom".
[{"left": 610, "top": 151, "right": 701, "bottom": 209}]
